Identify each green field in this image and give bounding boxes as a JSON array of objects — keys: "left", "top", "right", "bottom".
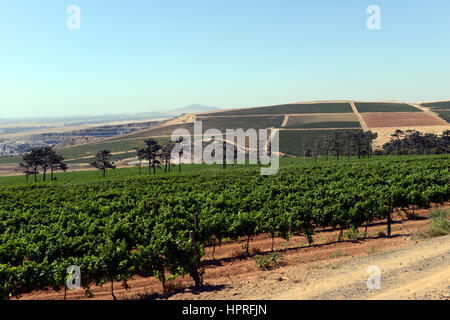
[
  {"left": 279, "top": 129, "right": 362, "bottom": 156},
  {"left": 285, "top": 121, "right": 361, "bottom": 129},
  {"left": 197, "top": 115, "right": 284, "bottom": 130},
  {"left": 435, "top": 110, "right": 450, "bottom": 123},
  {"left": 65, "top": 151, "right": 139, "bottom": 165},
  {"left": 106, "top": 123, "right": 195, "bottom": 141},
  {"left": 355, "top": 102, "right": 421, "bottom": 113},
  {"left": 201, "top": 103, "right": 353, "bottom": 116},
  {"left": 0, "top": 154, "right": 448, "bottom": 299},
  {"left": 0, "top": 137, "right": 173, "bottom": 165},
  {"left": 421, "top": 101, "right": 450, "bottom": 109}
]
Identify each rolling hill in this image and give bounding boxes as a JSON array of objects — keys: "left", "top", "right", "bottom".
[{"left": 0, "top": 100, "right": 448, "bottom": 169}]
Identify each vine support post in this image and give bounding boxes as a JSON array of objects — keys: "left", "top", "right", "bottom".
[
  {"left": 387, "top": 196, "right": 392, "bottom": 237},
  {"left": 111, "top": 278, "right": 116, "bottom": 300},
  {"left": 412, "top": 175, "right": 415, "bottom": 216},
  {"left": 190, "top": 213, "right": 201, "bottom": 289}
]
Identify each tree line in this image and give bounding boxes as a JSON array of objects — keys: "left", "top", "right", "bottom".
[
  {"left": 302, "top": 130, "right": 378, "bottom": 161},
  {"left": 89, "top": 138, "right": 182, "bottom": 177},
  {"left": 19, "top": 129, "right": 449, "bottom": 180},
  {"left": 382, "top": 129, "right": 449, "bottom": 155},
  {"left": 20, "top": 147, "right": 68, "bottom": 182}
]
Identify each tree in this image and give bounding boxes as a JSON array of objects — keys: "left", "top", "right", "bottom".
[
  {"left": 19, "top": 162, "right": 33, "bottom": 182},
  {"left": 20, "top": 149, "right": 43, "bottom": 182},
  {"left": 346, "top": 131, "right": 352, "bottom": 160},
  {"left": 331, "top": 132, "right": 342, "bottom": 160},
  {"left": 143, "top": 139, "right": 161, "bottom": 175},
  {"left": 442, "top": 130, "right": 450, "bottom": 154},
  {"left": 324, "top": 138, "right": 332, "bottom": 162},
  {"left": 49, "top": 152, "right": 68, "bottom": 181},
  {"left": 90, "top": 150, "right": 116, "bottom": 177},
  {"left": 391, "top": 130, "right": 404, "bottom": 156},
  {"left": 161, "top": 143, "right": 175, "bottom": 173},
  {"left": 312, "top": 140, "right": 320, "bottom": 162},
  {"left": 365, "top": 131, "right": 377, "bottom": 158},
  {"left": 39, "top": 147, "right": 52, "bottom": 181},
  {"left": 353, "top": 131, "right": 364, "bottom": 159},
  {"left": 20, "top": 147, "right": 67, "bottom": 182},
  {"left": 39, "top": 147, "right": 67, "bottom": 181},
  {"left": 135, "top": 147, "right": 146, "bottom": 175},
  {"left": 175, "top": 137, "right": 184, "bottom": 172},
  {"left": 222, "top": 139, "right": 227, "bottom": 169}
]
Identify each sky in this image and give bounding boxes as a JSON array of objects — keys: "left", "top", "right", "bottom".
[{"left": 0, "top": 0, "right": 449, "bottom": 118}]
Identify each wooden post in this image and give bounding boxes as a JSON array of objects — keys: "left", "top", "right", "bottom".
[
  {"left": 191, "top": 213, "right": 200, "bottom": 288},
  {"left": 412, "top": 175, "right": 415, "bottom": 216},
  {"left": 387, "top": 196, "right": 392, "bottom": 237}
]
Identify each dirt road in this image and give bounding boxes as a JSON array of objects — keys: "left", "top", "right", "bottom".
[
  {"left": 274, "top": 234, "right": 450, "bottom": 300},
  {"left": 174, "top": 234, "right": 449, "bottom": 300}
]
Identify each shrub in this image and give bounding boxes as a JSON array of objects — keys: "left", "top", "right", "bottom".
[
  {"left": 253, "top": 253, "right": 284, "bottom": 270},
  {"left": 428, "top": 208, "right": 450, "bottom": 237}
]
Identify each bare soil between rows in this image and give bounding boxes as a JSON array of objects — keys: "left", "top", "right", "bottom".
[{"left": 16, "top": 204, "right": 449, "bottom": 300}]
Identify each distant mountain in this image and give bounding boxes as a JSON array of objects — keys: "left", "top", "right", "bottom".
[{"left": 167, "top": 104, "right": 220, "bottom": 116}]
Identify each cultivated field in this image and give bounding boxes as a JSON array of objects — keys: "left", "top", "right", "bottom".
[
  {"left": 284, "top": 114, "right": 360, "bottom": 129},
  {"left": 278, "top": 129, "right": 362, "bottom": 156},
  {"left": 435, "top": 111, "right": 450, "bottom": 123},
  {"left": 355, "top": 102, "right": 422, "bottom": 113},
  {"left": 1, "top": 100, "right": 449, "bottom": 167},
  {"left": 1, "top": 155, "right": 448, "bottom": 300},
  {"left": 361, "top": 112, "right": 447, "bottom": 128},
  {"left": 421, "top": 101, "right": 450, "bottom": 110},
  {"left": 201, "top": 103, "right": 353, "bottom": 116},
  {"left": 197, "top": 115, "right": 284, "bottom": 130}
]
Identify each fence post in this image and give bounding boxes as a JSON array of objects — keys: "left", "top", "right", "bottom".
[
  {"left": 387, "top": 196, "right": 392, "bottom": 237},
  {"left": 412, "top": 175, "right": 415, "bottom": 215},
  {"left": 191, "top": 213, "right": 200, "bottom": 288}
]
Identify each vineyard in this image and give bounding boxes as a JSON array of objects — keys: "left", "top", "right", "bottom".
[{"left": 0, "top": 155, "right": 449, "bottom": 299}]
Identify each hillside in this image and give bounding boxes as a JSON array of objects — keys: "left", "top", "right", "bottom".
[{"left": 0, "top": 100, "right": 448, "bottom": 168}]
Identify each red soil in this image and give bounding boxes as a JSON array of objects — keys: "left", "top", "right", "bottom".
[{"left": 361, "top": 112, "right": 446, "bottom": 128}]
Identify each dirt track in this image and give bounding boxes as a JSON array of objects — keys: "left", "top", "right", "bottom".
[{"left": 273, "top": 234, "right": 450, "bottom": 300}]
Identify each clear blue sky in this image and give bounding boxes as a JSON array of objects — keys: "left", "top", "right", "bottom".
[{"left": 1, "top": 0, "right": 449, "bottom": 118}]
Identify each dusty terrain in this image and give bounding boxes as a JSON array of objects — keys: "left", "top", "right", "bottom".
[
  {"left": 361, "top": 112, "right": 447, "bottom": 128},
  {"left": 370, "top": 125, "right": 450, "bottom": 149},
  {"left": 16, "top": 204, "right": 449, "bottom": 300}
]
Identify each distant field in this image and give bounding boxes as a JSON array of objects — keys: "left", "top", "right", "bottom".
[
  {"left": 361, "top": 112, "right": 446, "bottom": 128},
  {"left": 421, "top": 101, "right": 450, "bottom": 109},
  {"left": 355, "top": 103, "right": 421, "bottom": 113},
  {"left": 279, "top": 129, "right": 362, "bottom": 156},
  {"left": 285, "top": 114, "right": 360, "bottom": 129},
  {"left": 106, "top": 123, "right": 194, "bottom": 141},
  {"left": 202, "top": 103, "right": 353, "bottom": 116},
  {"left": 284, "top": 122, "right": 361, "bottom": 129},
  {"left": 434, "top": 110, "right": 450, "bottom": 123},
  {"left": 65, "top": 151, "right": 138, "bottom": 165},
  {"left": 197, "top": 115, "right": 284, "bottom": 130},
  {"left": 0, "top": 137, "right": 172, "bottom": 165}
]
